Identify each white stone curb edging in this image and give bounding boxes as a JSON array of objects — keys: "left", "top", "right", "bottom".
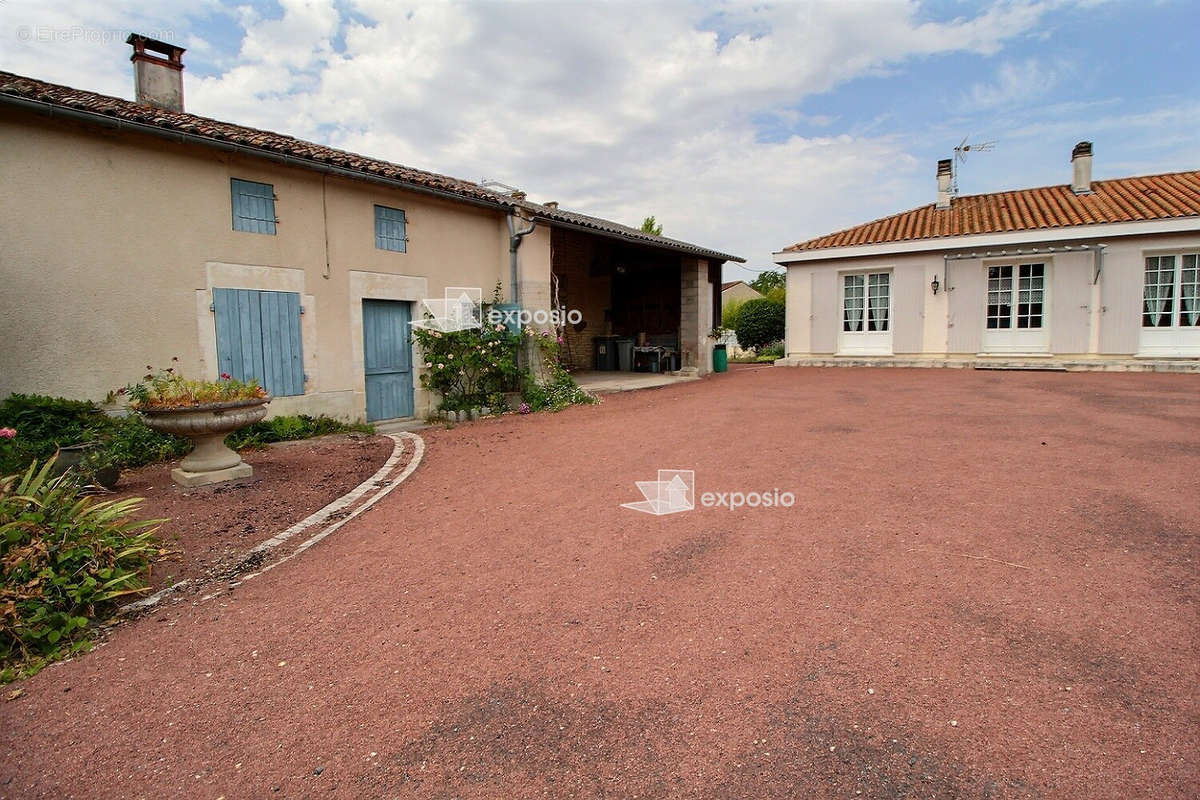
[{"left": 119, "top": 432, "right": 424, "bottom": 615}]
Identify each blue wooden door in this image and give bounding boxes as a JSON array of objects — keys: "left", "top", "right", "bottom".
[{"left": 362, "top": 300, "right": 414, "bottom": 421}]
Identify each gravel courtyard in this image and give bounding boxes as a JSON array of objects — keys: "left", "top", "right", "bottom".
[{"left": 2, "top": 366, "right": 1197, "bottom": 799}]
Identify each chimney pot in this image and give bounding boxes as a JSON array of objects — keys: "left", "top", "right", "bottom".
[
  {"left": 936, "top": 158, "right": 953, "bottom": 209},
  {"left": 543, "top": 201, "right": 558, "bottom": 209},
  {"left": 126, "top": 34, "right": 186, "bottom": 112},
  {"left": 1071, "top": 141, "right": 1093, "bottom": 195}
]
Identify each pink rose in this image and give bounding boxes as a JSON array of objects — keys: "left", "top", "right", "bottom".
[{"left": 0, "top": 428, "right": 16, "bottom": 439}]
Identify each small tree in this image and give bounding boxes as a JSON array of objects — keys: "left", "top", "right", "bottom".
[
  {"left": 733, "top": 298, "right": 785, "bottom": 351},
  {"left": 722, "top": 297, "right": 748, "bottom": 331},
  {"left": 749, "top": 269, "right": 785, "bottom": 295},
  {"left": 640, "top": 216, "right": 663, "bottom": 236}
]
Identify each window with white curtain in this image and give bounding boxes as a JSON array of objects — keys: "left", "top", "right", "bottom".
[
  {"left": 843, "top": 273, "right": 889, "bottom": 332},
  {"left": 987, "top": 263, "right": 1044, "bottom": 329},
  {"left": 1144, "top": 254, "right": 1200, "bottom": 328}
]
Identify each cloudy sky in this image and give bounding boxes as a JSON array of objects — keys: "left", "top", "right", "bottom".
[{"left": 2, "top": 1, "right": 1197, "bottom": 279}]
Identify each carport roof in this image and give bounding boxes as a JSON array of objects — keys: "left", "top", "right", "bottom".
[
  {"left": 0, "top": 70, "right": 742, "bottom": 264},
  {"left": 525, "top": 203, "right": 744, "bottom": 262}
]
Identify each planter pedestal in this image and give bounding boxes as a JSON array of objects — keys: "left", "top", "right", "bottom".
[
  {"left": 172, "top": 462, "right": 253, "bottom": 488},
  {"left": 140, "top": 400, "right": 269, "bottom": 487}
]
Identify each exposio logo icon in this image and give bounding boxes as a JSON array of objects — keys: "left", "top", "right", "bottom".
[{"left": 621, "top": 469, "right": 795, "bottom": 514}]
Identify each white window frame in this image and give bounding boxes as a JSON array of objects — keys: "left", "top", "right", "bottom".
[
  {"left": 980, "top": 260, "right": 1051, "bottom": 354},
  {"left": 1138, "top": 252, "right": 1200, "bottom": 357},
  {"left": 838, "top": 270, "right": 892, "bottom": 356}
]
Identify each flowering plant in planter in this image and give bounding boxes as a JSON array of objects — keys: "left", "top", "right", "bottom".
[
  {"left": 121, "top": 360, "right": 267, "bottom": 410},
  {"left": 119, "top": 360, "right": 270, "bottom": 486}
]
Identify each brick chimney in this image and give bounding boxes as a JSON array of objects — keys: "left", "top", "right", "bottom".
[
  {"left": 126, "top": 34, "right": 186, "bottom": 112},
  {"left": 936, "top": 159, "right": 953, "bottom": 209},
  {"left": 1071, "top": 141, "right": 1093, "bottom": 195}
]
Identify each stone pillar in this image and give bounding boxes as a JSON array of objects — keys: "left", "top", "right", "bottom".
[{"left": 679, "top": 257, "right": 713, "bottom": 376}]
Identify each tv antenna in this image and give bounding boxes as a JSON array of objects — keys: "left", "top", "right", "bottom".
[{"left": 952, "top": 136, "right": 996, "bottom": 194}]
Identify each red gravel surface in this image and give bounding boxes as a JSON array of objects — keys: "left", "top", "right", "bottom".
[
  {"left": 2, "top": 368, "right": 1198, "bottom": 799},
  {"left": 114, "top": 434, "right": 393, "bottom": 592}
]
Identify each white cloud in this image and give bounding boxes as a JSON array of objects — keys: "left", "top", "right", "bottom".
[{"left": 963, "top": 56, "right": 1069, "bottom": 111}]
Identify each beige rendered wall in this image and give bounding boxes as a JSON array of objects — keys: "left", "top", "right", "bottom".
[
  {"left": 1098, "top": 232, "right": 1200, "bottom": 355},
  {"left": 721, "top": 282, "right": 762, "bottom": 305},
  {"left": 0, "top": 110, "right": 528, "bottom": 420},
  {"left": 783, "top": 229, "right": 1200, "bottom": 361},
  {"left": 786, "top": 253, "right": 937, "bottom": 357},
  {"left": 784, "top": 267, "right": 812, "bottom": 356}
]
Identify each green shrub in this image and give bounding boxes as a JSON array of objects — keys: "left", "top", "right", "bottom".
[
  {"left": 1, "top": 461, "right": 162, "bottom": 682},
  {"left": 522, "top": 329, "right": 597, "bottom": 413},
  {"left": 104, "top": 415, "right": 191, "bottom": 468},
  {"left": 0, "top": 394, "right": 190, "bottom": 476},
  {"left": 733, "top": 299, "right": 786, "bottom": 351},
  {"left": 0, "top": 394, "right": 373, "bottom": 477},
  {"left": 722, "top": 298, "right": 748, "bottom": 331},
  {"left": 0, "top": 394, "right": 108, "bottom": 468},
  {"left": 413, "top": 317, "right": 524, "bottom": 412},
  {"left": 523, "top": 371, "right": 595, "bottom": 413},
  {"left": 757, "top": 341, "right": 785, "bottom": 360},
  {"left": 225, "top": 414, "right": 373, "bottom": 450}
]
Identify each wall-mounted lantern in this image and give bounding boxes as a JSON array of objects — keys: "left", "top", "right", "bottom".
[{"left": 931, "top": 274, "right": 941, "bottom": 295}]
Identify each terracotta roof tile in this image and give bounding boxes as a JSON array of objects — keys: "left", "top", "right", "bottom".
[
  {"left": 0, "top": 71, "right": 742, "bottom": 263},
  {"left": 784, "top": 170, "right": 1200, "bottom": 252}
]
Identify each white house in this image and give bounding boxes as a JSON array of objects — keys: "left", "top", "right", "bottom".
[{"left": 772, "top": 144, "right": 1200, "bottom": 370}]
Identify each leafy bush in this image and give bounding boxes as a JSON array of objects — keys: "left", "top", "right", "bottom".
[
  {"left": 104, "top": 415, "right": 191, "bottom": 468},
  {"left": 413, "top": 320, "right": 523, "bottom": 412},
  {"left": 0, "top": 393, "right": 369, "bottom": 478},
  {"left": 123, "top": 361, "right": 267, "bottom": 409},
  {"left": 0, "top": 394, "right": 109, "bottom": 470},
  {"left": 523, "top": 372, "right": 595, "bottom": 412},
  {"left": 733, "top": 299, "right": 786, "bottom": 351},
  {"left": 225, "top": 414, "right": 373, "bottom": 450},
  {"left": 523, "top": 328, "right": 597, "bottom": 412},
  {"left": 722, "top": 297, "right": 748, "bottom": 331},
  {"left": 0, "top": 394, "right": 190, "bottom": 477},
  {"left": 1, "top": 461, "right": 162, "bottom": 681},
  {"left": 757, "top": 341, "right": 785, "bottom": 360}
]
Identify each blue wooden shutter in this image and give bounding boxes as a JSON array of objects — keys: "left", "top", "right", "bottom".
[
  {"left": 231, "top": 179, "right": 277, "bottom": 234},
  {"left": 212, "top": 288, "right": 304, "bottom": 396},
  {"left": 374, "top": 205, "right": 407, "bottom": 252}
]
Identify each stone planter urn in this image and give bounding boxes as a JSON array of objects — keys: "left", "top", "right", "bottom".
[{"left": 140, "top": 398, "right": 270, "bottom": 487}]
